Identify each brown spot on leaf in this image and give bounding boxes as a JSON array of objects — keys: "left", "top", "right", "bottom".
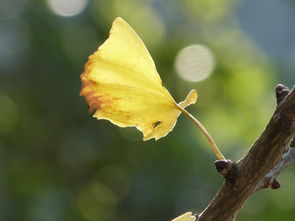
[
  {"left": 80, "top": 79, "right": 102, "bottom": 113},
  {"left": 152, "top": 120, "right": 162, "bottom": 128},
  {"left": 80, "top": 77, "right": 120, "bottom": 114}
]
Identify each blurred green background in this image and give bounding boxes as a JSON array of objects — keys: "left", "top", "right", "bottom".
[{"left": 0, "top": 0, "right": 295, "bottom": 220}]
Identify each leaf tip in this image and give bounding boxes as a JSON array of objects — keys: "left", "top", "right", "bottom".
[
  {"left": 171, "top": 212, "right": 196, "bottom": 221},
  {"left": 178, "top": 89, "right": 198, "bottom": 109}
]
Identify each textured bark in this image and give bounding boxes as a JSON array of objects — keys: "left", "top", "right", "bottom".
[{"left": 197, "top": 85, "right": 295, "bottom": 221}]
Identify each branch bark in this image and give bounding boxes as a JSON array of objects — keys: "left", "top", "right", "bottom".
[{"left": 196, "top": 84, "right": 295, "bottom": 221}]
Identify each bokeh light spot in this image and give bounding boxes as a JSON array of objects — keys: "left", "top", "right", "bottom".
[
  {"left": 175, "top": 45, "right": 215, "bottom": 82},
  {"left": 77, "top": 182, "right": 117, "bottom": 221},
  {"left": 95, "top": 166, "right": 130, "bottom": 199},
  {"left": 47, "top": 0, "right": 88, "bottom": 17}
]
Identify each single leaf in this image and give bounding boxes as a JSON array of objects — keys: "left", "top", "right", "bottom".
[
  {"left": 171, "top": 212, "right": 196, "bottom": 221},
  {"left": 80, "top": 17, "right": 197, "bottom": 140}
]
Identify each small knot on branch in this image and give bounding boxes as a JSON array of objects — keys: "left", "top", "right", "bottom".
[
  {"left": 263, "top": 177, "right": 281, "bottom": 189},
  {"left": 256, "top": 177, "right": 281, "bottom": 191},
  {"left": 271, "top": 178, "right": 281, "bottom": 189},
  {"left": 276, "top": 84, "right": 290, "bottom": 104},
  {"left": 215, "top": 159, "right": 238, "bottom": 183},
  {"left": 215, "top": 159, "right": 233, "bottom": 176}
]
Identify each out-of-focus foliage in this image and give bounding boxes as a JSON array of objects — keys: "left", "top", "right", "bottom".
[{"left": 0, "top": 0, "right": 294, "bottom": 221}]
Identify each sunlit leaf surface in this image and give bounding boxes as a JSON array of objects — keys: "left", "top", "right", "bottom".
[
  {"left": 81, "top": 17, "right": 197, "bottom": 140},
  {"left": 171, "top": 212, "right": 196, "bottom": 221}
]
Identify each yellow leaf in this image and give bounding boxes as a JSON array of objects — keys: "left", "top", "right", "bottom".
[
  {"left": 171, "top": 212, "right": 196, "bottom": 221},
  {"left": 80, "top": 17, "right": 197, "bottom": 141},
  {"left": 178, "top": 90, "right": 198, "bottom": 109}
]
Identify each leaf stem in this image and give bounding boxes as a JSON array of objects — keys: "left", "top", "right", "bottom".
[{"left": 177, "top": 106, "right": 225, "bottom": 160}]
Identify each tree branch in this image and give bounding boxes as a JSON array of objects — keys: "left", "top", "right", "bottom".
[
  {"left": 256, "top": 141, "right": 295, "bottom": 190},
  {"left": 196, "top": 84, "right": 295, "bottom": 221},
  {"left": 255, "top": 85, "right": 295, "bottom": 190}
]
